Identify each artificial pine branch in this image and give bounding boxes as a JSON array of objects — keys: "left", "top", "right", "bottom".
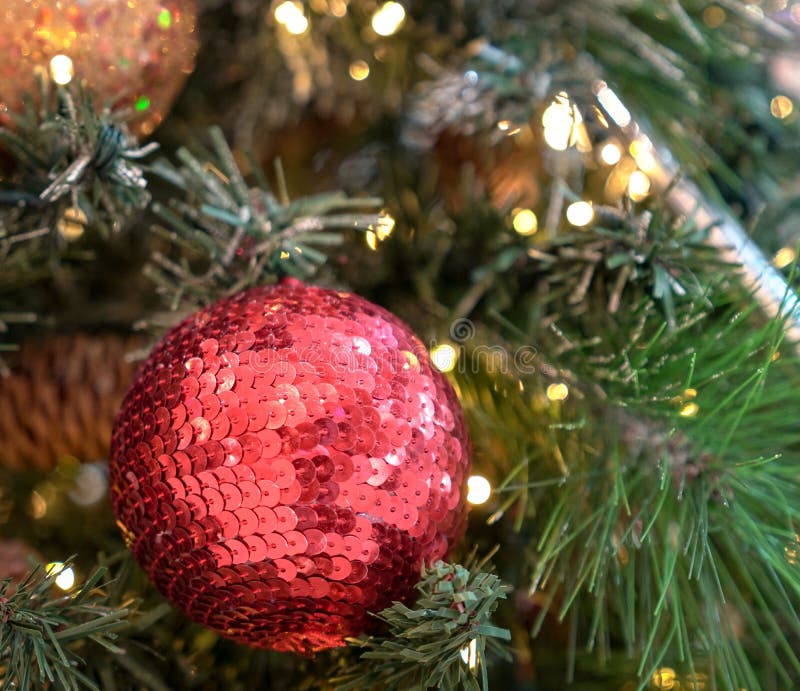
[
  {"left": 405, "top": 0, "right": 797, "bottom": 199},
  {"left": 146, "top": 126, "right": 389, "bottom": 308},
  {"left": 0, "top": 552, "right": 174, "bottom": 691},
  {"left": 0, "top": 85, "right": 154, "bottom": 239},
  {"left": 333, "top": 559, "right": 511, "bottom": 691},
  {"left": 1, "top": 560, "right": 128, "bottom": 690},
  {"left": 459, "top": 283, "right": 800, "bottom": 688}
]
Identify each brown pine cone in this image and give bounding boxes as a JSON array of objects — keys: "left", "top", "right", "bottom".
[{"left": 0, "top": 334, "right": 140, "bottom": 471}]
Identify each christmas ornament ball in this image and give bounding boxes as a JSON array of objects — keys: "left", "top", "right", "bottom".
[
  {"left": 110, "top": 280, "right": 470, "bottom": 653},
  {"left": 0, "top": 0, "right": 197, "bottom": 136}
]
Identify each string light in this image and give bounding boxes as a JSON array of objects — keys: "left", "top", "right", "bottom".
[
  {"left": 541, "top": 93, "right": 575, "bottom": 151},
  {"left": 466, "top": 475, "right": 492, "bottom": 505},
  {"left": 274, "top": 1, "right": 309, "bottom": 34},
  {"left": 512, "top": 208, "right": 538, "bottom": 236},
  {"left": 652, "top": 667, "right": 678, "bottom": 690},
  {"left": 566, "top": 201, "right": 593, "bottom": 227},
  {"left": 629, "top": 138, "right": 657, "bottom": 173},
  {"left": 49, "top": 54, "right": 74, "bottom": 85},
  {"left": 593, "top": 81, "right": 631, "bottom": 128},
  {"left": 371, "top": 2, "right": 406, "bottom": 36},
  {"left": 679, "top": 401, "right": 699, "bottom": 417},
  {"left": 599, "top": 141, "right": 622, "bottom": 165},
  {"left": 349, "top": 60, "right": 370, "bottom": 81},
  {"left": 375, "top": 212, "right": 395, "bottom": 240},
  {"left": 627, "top": 170, "right": 651, "bottom": 201},
  {"left": 365, "top": 230, "right": 378, "bottom": 250},
  {"left": 546, "top": 382, "right": 569, "bottom": 401},
  {"left": 770, "top": 94, "right": 794, "bottom": 119},
  {"left": 430, "top": 343, "right": 457, "bottom": 373},
  {"left": 46, "top": 562, "right": 76, "bottom": 591},
  {"left": 57, "top": 206, "right": 87, "bottom": 241},
  {"left": 773, "top": 247, "right": 796, "bottom": 269},
  {"left": 703, "top": 5, "right": 726, "bottom": 27},
  {"left": 460, "top": 638, "right": 478, "bottom": 671}
]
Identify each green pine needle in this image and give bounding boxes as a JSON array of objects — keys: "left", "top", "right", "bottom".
[
  {"left": 146, "top": 126, "right": 387, "bottom": 308},
  {"left": 0, "top": 561, "right": 129, "bottom": 690},
  {"left": 333, "top": 560, "right": 511, "bottom": 691}
]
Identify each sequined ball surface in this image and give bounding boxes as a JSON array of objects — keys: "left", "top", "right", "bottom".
[
  {"left": 0, "top": 0, "right": 197, "bottom": 136},
  {"left": 110, "top": 280, "right": 470, "bottom": 653}
]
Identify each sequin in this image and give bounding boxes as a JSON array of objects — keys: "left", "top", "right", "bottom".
[{"left": 110, "top": 280, "right": 469, "bottom": 654}]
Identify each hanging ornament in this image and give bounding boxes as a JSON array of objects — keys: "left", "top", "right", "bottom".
[
  {"left": 110, "top": 279, "right": 471, "bottom": 653},
  {"left": 0, "top": 0, "right": 198, "bottom": 136}
]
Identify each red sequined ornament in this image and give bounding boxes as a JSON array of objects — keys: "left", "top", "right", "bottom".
[{"left": 110, "top": 279, "right": 470, "bottom": 653}]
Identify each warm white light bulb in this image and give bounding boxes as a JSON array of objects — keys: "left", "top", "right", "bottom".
[
  {"left": 566, "top": 201, "right": 593, "bottom": 227},
  {"left": 542, "top": 95, "right": 574, "bottom": 151},
  {"left": 594, "top": 81, "right": 631, "bottom": 127},
  {"left": 371, "top": 1, "right": 406, "bottom": 36},
  {"left": 546, "top": 382, "right": 569, "bottom": 402},
  {"left": 599, "top": 142, "right": 621, "bottom": 165},
  {"left": 49, "top": 54, "right": 74, "bottom": 85},
  {"left": 275, "top": 1, "right": 309, "bottom": 34},
  {"left": 512, "top": 208, "right": 538, "bottom": 236},
  {"left": 431, "top": 344, "right": 457, "bottom": 373},
  {"left": 349, "top": 60, "right": 370, "bottom": 81},
  {"left": 627, "top": 170, "right": 651, "bottom": 201},
  {"left": 466, "top": 475, "right": 492, "bottom": 505},
  {"left": 46, "top": 562, "right": 76, "bottom": 591}
]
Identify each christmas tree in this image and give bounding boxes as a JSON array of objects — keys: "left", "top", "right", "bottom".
[{"left": 2, "top": 1, "right": 800, "bottom": 689}]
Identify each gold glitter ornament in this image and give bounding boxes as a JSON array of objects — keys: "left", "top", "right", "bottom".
[{"left": 0, "top": 0, "right": 198, "bottom": 136}]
